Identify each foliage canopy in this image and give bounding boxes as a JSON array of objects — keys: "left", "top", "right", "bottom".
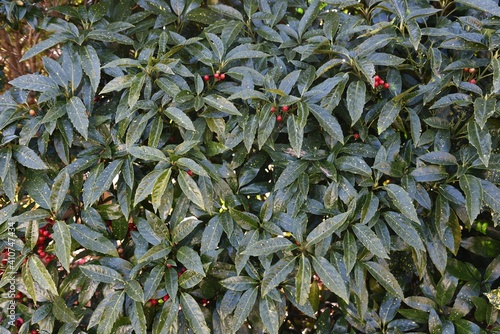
[{"left": 1, "top": 0, "right": 500, "bottom": 333}]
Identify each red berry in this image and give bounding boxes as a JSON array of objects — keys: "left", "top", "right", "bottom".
[
  {"left": 38, "top": 236, "right": 46, "bottom": 243},
  {"left": 220, "top": 73, "right": 226, "bottom": 80},
  {"left": 166, "top": 263, "right": 172, "bottom": 269},
  {"left": 463, "top": 68, "right": 469, "bottom": 72},
  {"left": 469, "top": 79, "right": 477, "bottom": 84},
  {"left": 187, "top": 170, "right": 193, "bottom": 176},
  {"left": 270, "top": 106, "right": 276, "bottom": 113},
  {"left": 203, "top": 75, "right": 210, "bottom": 81},
  {"left": 201, "top": 298, "right": 208, "bottom": 304},
  {"left": 353, "top": 133, "right": 360, "bottom": 140},
  {"left": 469, "top": 68, "right": 476, "bottom": 74},
  {"left": 163, "top": 294, "right": 170, "bottom": 301},
  {"left": 276, "top": 115, "right": 283, "bottom": 122},
  {"left": 169, "top": 136, "right": 175, "bottom": 143},
  {"left": 181, "top": 267, "right": 187, "bottom": 273},
  {"left": 151, "top": 299, "right": 158, "bottom": 306},
  {"left": 31, "top": 330, "right": 38, "bottom": 334},
  {"left": 42, "top": 230, "right": 50, "bottom": 237},
  {"left": 281, "top": 105, "right": 289, "bottom": 112},
  {"left": 374, "top": 75, "right": 380, "bottom": 81},
  {"left": 29, "top": 109, "right": 36, "bottom": 117},
  {"left": 378, "top": 79, "right": 384, "bottom": 85},
  {"left": 214, "top": 73, "right": 220, "bottom": 79},
  {"left": 15, "top": 292, "right": 23, "bottom": 299},
  {"left": 39, "top": 251, "right": 46, "bottom": 258},
  {"left": 374, "top": 82, "right": 379, "bottom": 87},
  {"left": 384, "top": 83, "right": 390, "bottom": 89},
  {"left": 15, "top": 318, "right": 24, "bottom": 328}
]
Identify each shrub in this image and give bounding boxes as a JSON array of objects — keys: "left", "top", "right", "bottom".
[{"left": 1, "top": 0, "right": 500, "bottom": 333}]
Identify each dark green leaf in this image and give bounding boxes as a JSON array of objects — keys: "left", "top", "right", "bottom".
[
  {"left": 52, "top": 221, "right": 71, "bottom": 272},
  {"left": 468, "top": 121, "right": 492, "bottom": 168},
  {"left": 80, "top": 264, "right": 123, "bottom": 283},
  {"left": 29, "top": 256, "right": 58, "bottom": 295},
  {"left": 311, "top": 256, "right": 349, "bottom": 303},
  {"left": 69, "top": 224, "right": 119, "bottom": 256},
  {"left": 66, "top": 96, "right": 89, "bottom": 140},
  {"left": 384, "top": 184, "right": 420, "bottom": 224},
  {"left": 364, "top": 261, "right": 404, "bottom": 299},
  {"left": 180, "top": 292, "right": 211, "bottom": 334},
  {"left": 177, "top": 246, "right": 205, "bottom": 276},
  {"left": 232, "top": 287, "right": 259, "bottom": 332},
  {"left": 13, "top": 145, "right": 48, "bottom": 170},
  {"left": 352, "top": 224, "right": 389, "bottom": 259},
  {"left": 459, "top": 174, "right": 483, "bottom": 223}
]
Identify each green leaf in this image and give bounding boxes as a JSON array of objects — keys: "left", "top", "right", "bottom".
[
  {"left": 177, "top": 246, "right": 205, "bottom": 276},
  {"left": 306, "top": 212, "right": 350, "bottom": 246},
  {"left": 80, "top": 44, "right": 101, "bottom": 93},
  {"left": 220, "top": 276, "right": 258, "bottom": 291},
  {"left": 383, "top": 212, "right": 425, "bottom": 251},
  {"left": 29, "top": 256, "right": 58, "bottom": 295},
  {"left": 232, "top": 287, "right": 259, "bottom": 332},
  {"left": 153, "top": 298, "right": 179, "bottom": 334},
  {"left": 243, "top": 237, "right": 293, "bottom": 256},
  {"left": 50, "top": 170, "right": 70, "bottom": 213},
  {"left": 164, "top": 106, "right": 196, "bottom": 131},
  {"left": 275, "top": 160, "right": 309, "bottom": 190},
  {"left": 130, "top": 301, "right": 147, "bottom": 334},
  {"left": 298, "top": 0, "right": 321, "bottom": 39},
  {"left": 352, "top": 224, "right": 389, "bottom": 259},
  {"left": 336, "top": 156, "right": 372, "bottom": 178},
  {"left": 134, "top": 170, "right": 162, "bottom": 206},
  {"left": 177, "top": 158, "right": 208, "bottom": 177},
  {"left": 311, "top": 256, "right": 349, "bottom": 303},
  {"left": 459, "top": 174, "right": 483, "bottom": 223},
  {"left": 128, "top": 72, "right": 146, "bottom": 108},
  {"left": 9, "top": 74, "right": 57, "bottom": 92},
  {"left": 378, "top": 100, "right": 402, "bottom": 134},
  {"left": 474, "top": 97, "right": 496, "bottom": 129},
  {"left": 172, "top": 216, "right": 203, "bottom": 243},
  {"left": 88, "top": 159, "right": 123, "bottom": 208},
  {"left": 125, "top": 280, "right": 144, "bottom": 302},
  {"left": 296, "top": 254, "right": 312, "bottom": 305},
  {"left": 455, "top": 0, "right": 500, "bottom": 17},
  {"left": 178, "top": 170, "right": 205, "bottom": 210},
  {"left": 138, "top": 243, "right": 171, "bottom": 263},
  {"left": 454, "top": 318, "right": 484, "bottom": 334},
  {"left": 468, "top": 121, "right": 492, "bottom": 168},
  {"left": 418, "top": 151, "right": 457, "bottom": 165},
  {"left": 25, "top": 220, "right": 39, "bottom": 251},
  {"left": 180, "top": 292, "right": 211, "bottom": 334},
  {"left": 481, "top": 179, "right": 500, "bottom": 213},
  {"left": 203, "top": 95, "right": 242, "bottom": 116},
  {"left": 20, "top": 35, "right": 68, "bottom": 62},
  {"left": 201, "top": 216, "right": 223, "bottom": 255},
  {"left": 100, "top": 74, "right": 134, "bottom": 94},
  {"left": 165, "top": 267, "right": 179, "bottom": 298},
  {"left": 364, "top": 261, "right": 404, "bottom": 299},
  {"left": 261, "top": 256, "right": 296, "bottom": 296},
  {"left": 308, "top": 103, "right": 344, "bottom": 143},
  {"left": 259, "top": 296, "right": 280, "bottom": 334},
  {"left": 87, "top": 30, "right": 134, "bottom": 44},
  {"left": 209, "top": 4, "right": 243, "bottom": 20},
  {"left": 43, "top": 57, "right": 68, "bottom": 89},
  {"left": 66, "top": 96, "right": 89, "bottom": 140},
  {"left": 69, "top": 224, "right": 119, "bottom": 256},
  {"left": 52, "top": 295, "right": 78, "bottom": 324},
  {"left": 151, "top": 168, "right": 172, "bottom": 212},
  {"left": 128, "top": 146, "right": 169, "bottom": 162},
  {"left": 52, "top": 221, "right": 71, "bottom": 272},
  {"left": 80, "top": 264, "right": 124, "bottom": 283},
  {"left": 492, "top": 57, "right": 500, "bottom": 94},
  {"left": 13, "top": 145, "right": 48, "bottom": 170},
  {"left": 346, "top": 80, "right": 366, "bottom": 125},
  {"left": 384, "top": 184, "right": 420, "bottom": 224}
]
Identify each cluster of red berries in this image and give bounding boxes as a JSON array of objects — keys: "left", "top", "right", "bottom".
[
  {"left": 270, "top": 105, "right": 289, "bottom": 122},
  {"left": 37, "top": 220, "right": 56, "bottom": 264},
  {"left": 374, "top": 75, "right": 390, "bottom": 89},
  {"left": 146, "top": 294, "right": 170, "bottom": 307},
  {"left": 464, "top": 68, "right": 477, "bottom": 84},
  {"left": 203, "top": 70, "right": 226, "bottom": 82}
]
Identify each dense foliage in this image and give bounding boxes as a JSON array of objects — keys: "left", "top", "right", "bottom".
[{"left": 1, "top": 0, "right": 500, "bottom": 333}]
